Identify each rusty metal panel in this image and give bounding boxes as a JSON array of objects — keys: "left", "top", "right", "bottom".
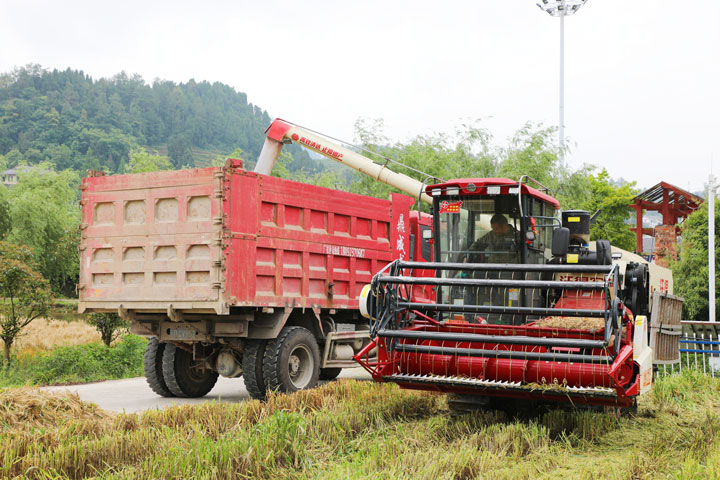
[{"left": 649, "top": 291, "right": 684, "bottom": 364}]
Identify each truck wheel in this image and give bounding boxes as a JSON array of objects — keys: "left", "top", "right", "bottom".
[
  {"left": 319, "top": 368, "right": 342, "bottom": 381},
  {"left": 144, "top": 338, "right": 173, "bottom": 397},
  {"left": 263, "top": 326, "right": 320, "bottom": 394},
  {"left": 162, "top": 343, "right": 218, "bottom": 398},
  {"left": 242, "top": 340, "right": 268, "bottom": 400}
]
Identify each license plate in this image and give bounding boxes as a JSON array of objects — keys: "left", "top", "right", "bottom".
[{"left": 168, "top": 327, "right": 195, "bottom": 339}]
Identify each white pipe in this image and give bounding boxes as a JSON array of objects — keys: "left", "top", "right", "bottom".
[{"left": 254, "top": 137, "right": 284, "bottom": 176}]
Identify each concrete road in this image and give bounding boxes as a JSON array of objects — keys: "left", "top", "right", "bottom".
[{"left": 42, "top": 367, "right": 372, "bottom": 413}]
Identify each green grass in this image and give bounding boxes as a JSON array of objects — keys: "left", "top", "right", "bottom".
[
  {"left": 1, "top": 371, "right": 720, "bottom": 479},
  {"left": 0, "top": 335, "right": 146, "bottom": 387}
]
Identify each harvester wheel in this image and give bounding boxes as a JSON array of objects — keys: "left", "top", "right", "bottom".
[
  {"left": 144, "top": 338, "right": 173, "bottom": 397},
  {"left": 242, "top": 340, "right": 268, "bottom": 400},
  {"left": 162, "top": 343, "right": 218, "bottom": 398},
  {"left": 263, "top": 326, "right": 320, "bottom": 394},
  {"left": 319, "top": 368, "right": 342, "bottom": 381}
]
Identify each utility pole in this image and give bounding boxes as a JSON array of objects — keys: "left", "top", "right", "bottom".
[
  {"left": 536, "top": 0, "right": 589, "bottom": 168},
  {"left": 709, "top": 174, "right": 718, "bottom": 322}
]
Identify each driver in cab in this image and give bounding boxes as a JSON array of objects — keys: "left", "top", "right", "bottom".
[{"left": 467, "top": 214, "right": 517, "bottom": 264}]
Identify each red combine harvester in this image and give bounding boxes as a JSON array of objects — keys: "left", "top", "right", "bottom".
[
  {"left": 257, "top": 118, "right": 671, "bottom": 410},
  {"left": 353, "top": 180, "right": 661, "bottom": 410}
]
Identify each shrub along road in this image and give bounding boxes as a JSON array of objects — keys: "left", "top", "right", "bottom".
[{"left": 41, "top": 368, "right": 372, "bottom": 413}]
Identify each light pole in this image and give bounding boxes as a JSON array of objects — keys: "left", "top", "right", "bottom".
[
  {"left": 536, "top": 0, "right": 589, "bottom": 168},
  {"left": 709, "top": 174, "right": 718, "bottom": 322}
]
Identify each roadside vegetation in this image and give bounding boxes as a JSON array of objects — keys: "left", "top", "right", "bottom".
[
  {"left": 0, "top": 335, "right": 145, "bottom": 388},
  {"left": 1, "top": 372, "right": 718, "bottom": 479},
  {"left": 1, "top": 298, "right": 144, "bottom": 388}
]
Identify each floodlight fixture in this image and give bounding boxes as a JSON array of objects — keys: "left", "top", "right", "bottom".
[{"left": 537, "top": 0, "right": 588, "bottom": 17}]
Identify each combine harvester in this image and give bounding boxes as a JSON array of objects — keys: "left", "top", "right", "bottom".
[{"left": 260, "top": 119, "right": 674, "bottom": 411}]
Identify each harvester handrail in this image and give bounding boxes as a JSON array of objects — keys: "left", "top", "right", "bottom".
[
  {"left": 395, "top": 261, "right": 614, "bottom": 273},
  {"left": 377, "top": 276, "right": 606, "bottom": 290}
]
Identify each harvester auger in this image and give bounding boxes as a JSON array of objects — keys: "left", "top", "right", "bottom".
[{"left": 355, "top": 178, "right": 657, "bottom": 410}]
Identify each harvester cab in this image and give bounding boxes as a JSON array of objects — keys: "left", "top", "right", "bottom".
[{"left": 355, "top": 177, "right": 654, "bottom": 410}]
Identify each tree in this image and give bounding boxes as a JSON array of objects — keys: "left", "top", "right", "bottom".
[
  {"left": 168, "top": 134, "right": 194, "bottom": 168},
  {"left": 574, "top": 169, "right": 638, "bottom": 252},
  {"left": 86, "top": 312, "right": 128, "bottom": 347},
  {"left": 6, "top": 165, "right": 80, "bottom": 296},
  {"left": 0, "top": 185, "right": 11, "bottom": 240},
  {"left": 0, "top": 242, "right": 52, "bottom": 365},
  {"left": 346, "top": 118, "right": 597, "bottom": 211},
  {"left": 672, "top": 200, "right": 719, "bottom": 321},
  {"left": 348, "top": 118, "right": 498, "bottom": 207},
  {"left": 125, "top": 148, "right": 173, "bottom": 173}
]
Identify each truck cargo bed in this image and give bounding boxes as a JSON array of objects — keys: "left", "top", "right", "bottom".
[{"left": 79, "top": 160, "right": 413, "bottom": 317}]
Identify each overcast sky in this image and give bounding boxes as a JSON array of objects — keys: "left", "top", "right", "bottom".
[{"left": 1, "top": 0, "right": 718, "bottom": 192}]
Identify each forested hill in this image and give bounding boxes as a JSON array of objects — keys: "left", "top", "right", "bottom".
[{"left": 0, "top": 65, "right": 313, "bottom": 172}]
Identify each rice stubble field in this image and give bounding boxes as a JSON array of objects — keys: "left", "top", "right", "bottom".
[{"left": 1, "top": 371, "right": 719, "bottom": 479}]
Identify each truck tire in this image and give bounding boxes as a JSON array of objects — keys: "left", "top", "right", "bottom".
[
  {"left": 263, "top": 326, "right": 320, "bottom": 394},
  {"left": 242, "top": 340, "right": 268, "bottom": 400},
  {"left": 144, "top": 338, "right": 173, "bottom": 397},
  {"left": 162, "top": 343, "right": 218, "bottom": 398},
  {"left": 319, "top": 368, "right": 342, "bottom": 381}
]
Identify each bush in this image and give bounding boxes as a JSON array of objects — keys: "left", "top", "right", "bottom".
[
  {"left": 86, "top": 312, "right": 129, "bottom": 346},
  {"left": 0, "top": 335, "right": 146, "bottom": 387}
]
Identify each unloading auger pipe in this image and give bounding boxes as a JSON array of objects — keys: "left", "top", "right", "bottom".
[{"left": 256, "top": 118, "right": 433, "bottom": 204}]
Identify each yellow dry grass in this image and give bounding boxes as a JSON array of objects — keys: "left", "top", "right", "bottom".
[
  {"left": 14, "top": 318, "right": 101, "bottom": 356},
  {"left": 0, "top": 387, "right": 108, "bottom": 431}
]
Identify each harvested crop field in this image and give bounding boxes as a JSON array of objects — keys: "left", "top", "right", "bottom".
[
  {"left": 2, "top": 372, "right": 720, "bottom": 479},
  {"left": 13, "top": 318, "right": 102, "bottom": 356}
]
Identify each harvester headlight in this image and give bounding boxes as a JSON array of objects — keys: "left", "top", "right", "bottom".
[{"left": 446, "top": 187, "right": 460, "bottom": 196}]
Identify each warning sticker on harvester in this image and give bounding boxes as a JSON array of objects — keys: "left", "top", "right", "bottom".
[{"left": 439, "top": 201, "right": 462, "bottom": 214}]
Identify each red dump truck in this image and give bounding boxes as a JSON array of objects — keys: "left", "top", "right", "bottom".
[{"left": 78, "top": 160, "right": 431, "bottom": 399}]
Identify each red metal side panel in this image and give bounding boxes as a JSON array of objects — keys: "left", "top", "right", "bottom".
[
  {"left": 78, "top": 168, "right": 226, "bottom": 313},
  {"left": 224, "top": 171, "right": 414, "bottom": 310}
]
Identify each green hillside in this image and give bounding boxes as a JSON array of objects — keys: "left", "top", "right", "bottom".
[{"left": 0, "top": 65, "right": 314, "bottom": 173}]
